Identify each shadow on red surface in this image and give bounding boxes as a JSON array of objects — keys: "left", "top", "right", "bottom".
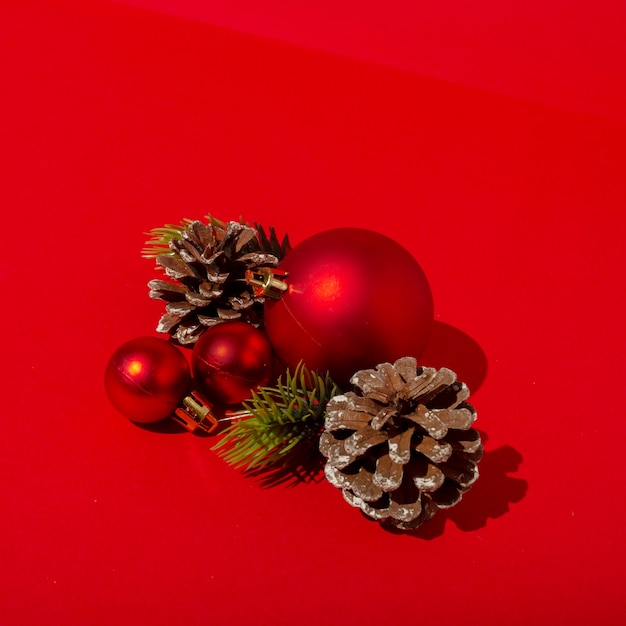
[
  {"left": 400, "top": 441, "right": 527, "bottom": 539},
  {"left": 248, "top": 448, "right": 327, "bottom": 489},
  {"left": 421, "top": 321, "right": 489, "bottom": 393}
]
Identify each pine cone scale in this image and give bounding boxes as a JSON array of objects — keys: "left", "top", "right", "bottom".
[
  {"left": 403, "top": 368, "right": 438, "bottom": 398},
  {"left": 238, "top": 252, "right": 279, "bottom": 266},
  {"left": 409, "top": 459, "right": 445, "bottom": 492},
  {"left": 388, "top": 497, "right": 422, "bottom": 524},
  {"left": 197, "top": 315, "right": 224, "bottom": 328},
  {"left": 216, "top": 307, "right": 241, "bottom": 320},
  {"left": 415, "top": 369, "right": 457, "bottom": 405},
  {"left": 157, "top": 254, "right": 198, "bottom": 280},
  {"left": 445, "top": 429, "right": 482, "bottom": 454},
  {"left": 198, "top": 281, "right": 223, "bottom": 297},
  {"left": 188, "top": 220, "right": 213, "bottom": 248},
  {"left": 350, "top": 467, "right": 384, "bottom": 502},
  {"left": 229, "top": 293, "right": 255, "bottom": 311},
  {"left": 344, "top": 427, "right": 388, "bottom": 457},
  {"left": 370, "top": 406, "right": 397, "bottom": 430},
  {"left": 387, "top": 428, "right": 414, "bottom": 464},
  {"left": 393, "top": 356, "right": 419, "bottom": 382},
  {"left": 407, "top": 405, "right": 448, "bottom": 439},
  {"left": 414, "top": 436, "right": 452, "bottom": 463},
  {"left": 176, "top": 326, "right": 204, "bottom": 345},
  {"left": 433, "top": 407, "right": 475, "bottom": 430},
  {"left": 320, "top": 433, "right": 353, "bottom": 469},
  {"left": 165, "top": 301, "right": 196, "bottom": 317},
  {"left": 440, "top": 454, "right": 480, "bottom": 487},
  {"left": 176, "top": 238, "right": 204, "bottom": 264},
  {"left": 430, "top": 481, "right": 463, "bottom": 508},
  {"left": 156, "top": 312, "right": 184, "bottom": 334},
  {"left": 325, "top": 462, "right": 353, "bottom": 489},
  {"left": 184, "top": 292, "right": 212, "bottom": 306},
  {"left": 324, "top": 396, "right": 378, "bottom": 431},
  {"left": 373, "top": 453, "right": 404, "bottom": 491},
  {"left": 148, "top": 279, "right": 188, "bottom": 301}
]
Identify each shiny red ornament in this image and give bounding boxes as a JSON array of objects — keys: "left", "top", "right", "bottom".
[
  {"left": 104, "top": 336, "right": 191, "bottom": 423},
  {"left": 260, "top": 228, "right": 434, "bottom": 385},
  {"left": 191, "top": 321, "right": 274, "bottom": 405}
]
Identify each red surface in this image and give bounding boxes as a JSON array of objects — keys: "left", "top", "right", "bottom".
[
  {"left": 1, "top": 1, "right": 625, "bottom": 624},
  {"left": 116, "top": 0, "right": 626, "bottom": 123}
]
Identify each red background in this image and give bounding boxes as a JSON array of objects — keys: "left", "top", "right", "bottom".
[{"left": 2, "top": 1, "right": 625, "bottom": 624}]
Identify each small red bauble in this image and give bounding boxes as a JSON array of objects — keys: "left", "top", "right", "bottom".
[
  {"left": 191, "top": 321, "right": 274, "bottom": 405},
  {"left": 104, "top": 336, "right": 191, "bottom": 423},
  {"left": 263, "top": 228, "right": 434, "bottom": 385}
]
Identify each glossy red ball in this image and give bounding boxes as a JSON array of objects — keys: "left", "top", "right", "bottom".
[
  {"left": 191, "top": 321, "right": 274, "bottom": 405},
  {"left": 104, "top": 336, "right": 190, "bottom": 423},
  {"left": 264, "top": 228, "right": 434, "bottom": 385}
]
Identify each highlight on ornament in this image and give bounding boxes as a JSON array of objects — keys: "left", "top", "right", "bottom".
[{"left": 104, "top": 214, "right": 483, "bottom": 531}]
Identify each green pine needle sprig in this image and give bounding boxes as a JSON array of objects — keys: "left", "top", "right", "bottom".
[
  {"left": 212, "top": 363, "right": 340, "bottom": 472},
  {"left": 141, "top": 219, "right": 195, "bottom": 258}
]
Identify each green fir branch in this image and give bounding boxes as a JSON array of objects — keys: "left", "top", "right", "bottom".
[
  {"left": 141, "top": 219, "right": 194, "bottom": 258},
  {"left": 204, "top": 213, "right": 229, "bottom": 234},
  {"left": 212, "top": 363, "right": 340, "bottom": 472}
]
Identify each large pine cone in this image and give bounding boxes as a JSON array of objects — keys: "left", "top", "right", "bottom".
[
  {"left": 319, "top": 358, "right": 482, "bottom": 530},
  {"left": 148, "top": 220, "right": 285, "bottom": 345}
]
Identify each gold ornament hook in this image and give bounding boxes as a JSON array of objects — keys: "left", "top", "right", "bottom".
[
  {"left": 245, "top": 267, "right": 289, "bottom": 299},
  {"left": 172, "top": 391, "right": 219, "bottom": 434}
]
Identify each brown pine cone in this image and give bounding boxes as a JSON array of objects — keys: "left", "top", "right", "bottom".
[
  {"left": 319, "top": 358, "right": 482, "bottom": 530},
  {"left": 148, "top": 220, "right": 287, "bottom": 345}
]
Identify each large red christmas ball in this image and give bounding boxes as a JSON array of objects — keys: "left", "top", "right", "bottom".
[
  {"left": 104, "top": 336, "right": 191, "bottom": 423},
  {"left": 191, "top": 321, "right": 274, "bottom": 405},
  {"left": 264, "top": 228, "right": 433, "bottom": 385}
]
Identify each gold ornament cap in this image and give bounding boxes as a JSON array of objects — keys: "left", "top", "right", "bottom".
[
  {"left": 245, "top": 267, "right": 289, "bottom": 299},
  {"left": 172, "top": 391, "right": 219, "bottom": 434}
]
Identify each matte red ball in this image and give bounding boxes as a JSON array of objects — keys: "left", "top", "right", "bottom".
[
  {"left": 264, "top": 228, "right": 434, "bottom": 385},
  {"left": 191, "top": 321, "right": 274, "bottom": 405},
  {"left": 104, "top": 336, "right": 191, "bottom": 423}
]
